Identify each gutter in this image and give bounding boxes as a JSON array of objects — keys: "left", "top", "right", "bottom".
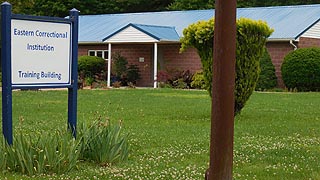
[
  {"left": 267, "top": 38, "right": 298, "bottom": 50},
  {"left": 78, "top": 41, "right": 107, "bottom": 45}
]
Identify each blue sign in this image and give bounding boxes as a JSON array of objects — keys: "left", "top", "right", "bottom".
[{"left": 1, "top": 2, "right": 79, "bottom": 144}]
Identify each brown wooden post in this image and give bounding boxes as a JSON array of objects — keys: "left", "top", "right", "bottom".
[{"left": 207, "top": 0, "right": 237, "bottom": 179}]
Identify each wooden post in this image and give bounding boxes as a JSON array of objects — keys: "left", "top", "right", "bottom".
[{"left": 207, "top": 0, "right": 237, "bottom": 179}]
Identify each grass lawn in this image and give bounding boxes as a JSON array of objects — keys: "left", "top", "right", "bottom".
[{"left": 0, "top": 88, "right": 320, "bottom": 179}]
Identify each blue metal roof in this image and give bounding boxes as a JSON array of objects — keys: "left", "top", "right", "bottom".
[
  {"left": 103, "top": 23, "right": 180, "bottom": 42},
  {"left": 79, "top": 4, "right": 320, "bottom": 43}
]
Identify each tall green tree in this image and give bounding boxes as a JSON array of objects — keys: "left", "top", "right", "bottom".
[
  {"left": 169, "top": 0, "right": 320, "bottom": 10},
  {"left": 168, "top": 0, "right": 214, "bottom": 10},
  {"left": 8, "top": 0, "right": 174, "bottom": 17}
]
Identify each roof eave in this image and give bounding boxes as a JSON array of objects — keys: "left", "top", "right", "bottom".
[
  {"left": 267, "top": 38, "right": 296, "bottom": 42},
  {"left": 79, "top": 41, "right": 106, "bottom": 45}
]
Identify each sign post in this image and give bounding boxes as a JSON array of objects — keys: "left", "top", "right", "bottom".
[
  {"left": 1, "top": 2, "right": 13, "bottom": 145},
  {"left": 207, "top": 0, "right": 237, "bottom": 179},
  {"left": 1, "top": 2, "right": 79, "bottom": 144},
  {"left": 68, "top": 9, "right": 79, "bottom": 138}
]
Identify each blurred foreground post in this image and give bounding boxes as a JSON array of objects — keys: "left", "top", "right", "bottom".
[{"left": 207, "top": 0, "right": 237, "bottom": 179}]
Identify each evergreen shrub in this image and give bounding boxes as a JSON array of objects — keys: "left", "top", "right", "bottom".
[
  {"left": 180, "top": 18, "right": 273, "bottom": 114},
  {"left": 281, "top": 47, "right": 320, "bottom": 91},
  {"left": 78, "top": 55, "right": 106, "bottom": 78},
  {"left": 127, "top": 64, "right": 141, "bottom": 85},
  {"left": 255, "top": 48, "right": 277, "bottom": 91},
  {"left": 112, "top": 52, "right": 141, "bottom": 86}
]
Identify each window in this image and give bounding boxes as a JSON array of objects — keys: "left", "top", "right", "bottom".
[{"left": 88, "top": 50, "right": 109, "bottom": 59}]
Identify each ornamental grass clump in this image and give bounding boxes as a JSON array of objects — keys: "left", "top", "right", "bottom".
[
  {"left": 0, "top": 130, "right": 80, "bottom": 176},
  {"left": 0, "top": 118, "right": 129, "bottom": 176},
  {"left": 78, "top": 118, "right": 129, "bottom": 166}
]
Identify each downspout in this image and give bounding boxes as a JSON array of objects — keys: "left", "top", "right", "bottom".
[{"left": 290, "top": 40, "right": 297, "bottom": 50}]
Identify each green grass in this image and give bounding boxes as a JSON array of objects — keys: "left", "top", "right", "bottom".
[{"left": 1, "top": 89, "right": 320, "bottom": 179}]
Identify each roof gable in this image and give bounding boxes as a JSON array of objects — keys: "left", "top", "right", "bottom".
[
  {"left": 103, "top": 23, "right": 180, "bottom": 43},
  {"left": 79, "top": 4, "right": 320, "bottom": 43}
]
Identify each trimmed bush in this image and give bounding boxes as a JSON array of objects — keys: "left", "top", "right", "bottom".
[
  {"left": 255, "top": 48, "right": 277, "bottom": 91},
  {"left": 181, "top": 18, "right": 273, "bottom": 114},
  {"left": 78, "top": 55, "right": 106, "bottom": 78},
  {"left": 281, "top": 47, "right": 320, "bottom": 91}
]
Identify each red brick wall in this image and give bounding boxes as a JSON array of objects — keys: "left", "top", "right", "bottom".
[
  {"left": 266, "top": 42, "right": 294, "bottom": 88},
  {"left": 266, "top": 37, "right": 320, "bottom": 88},
  {"left": 159, "top": 44, "right": 202, "bottom": 72},
  {"left": 78, "top": 44, "right": 108, "bottom": 56},
  {"left": 79, "top": 38, "right": 320, "bottom": 88},
  {"left": 298, "top": 37, "right": 320, "bottom": 48},
  {"left": 78, "top": 43, "right": 202, "bottom": 87},
  {"left": 112, "top": 44, "right": 153, "bottom": 87}
]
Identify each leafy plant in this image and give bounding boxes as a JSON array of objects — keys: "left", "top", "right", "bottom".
[
  {"left": 281, "top": 47, "right": 320, "bottom": 91},
  {"left": 85, "top": 76, "right": 95, "bottom": 87},
  {"left": 0, "top": 116, "right": 130, "bottom": 176},
  {"left": 78, "top": 119, "right": 129, "bottom": 166},
  {"left": 112, "top": 52, "right": 141, "bottom": 86},
  {"left": 78, "top": 56, "right": 106, "bottom": 78},
  {"left": 127, "top": 64, "right": 141, "bottom": 85},
  {"left": 191, "top": 70, "right": 206, "bottom": 89},
  {"left": 180, "top": 17, "right": 273, "bottom": 114},
  {"left": 0, "top": 130, "right": 80, "bottom": 176},
  {"left": 255, "top": 48, "right": 277, "bottom": 91},
  {"left": 78, "top": 56, "right": 106, "bottom": 87},
  {"left": 157, "top": 69, "right": 193, "bottom": 89},
  {"left": 112, "top": 52, "right": 128, "bottom": 81}
]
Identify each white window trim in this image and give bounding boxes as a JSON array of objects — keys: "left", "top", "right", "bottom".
[{"left": 88, "top": 50, "right": 109, "bottom": 60}]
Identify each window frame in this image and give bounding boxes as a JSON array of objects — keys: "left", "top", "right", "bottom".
[{"left": 88, "top": 50, "right": 109, "bottom": 60}]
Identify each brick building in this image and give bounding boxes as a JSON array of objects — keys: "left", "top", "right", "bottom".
[{"left": 78, "top": 4, "right": 320, "bottom": 88}]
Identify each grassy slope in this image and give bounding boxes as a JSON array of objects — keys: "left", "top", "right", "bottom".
[{"left": 1, "top": 89, "right": 319, "bottom": 179}]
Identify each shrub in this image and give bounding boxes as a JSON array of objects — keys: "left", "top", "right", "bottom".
[
  {"left": 78, "top": 56, "right": 106, "bottom": 78},
  {"left": 191, "top": 71, "right": 206, "bottom": 89},
  {"left": 281, "top": 47, "right": 320, "bottom": 91},
  {"left": 127, "top": 64, "right": 141, "bottom": 85},
  {"left": 180, "top": 18, "right": 273, "bottom": 114},
  {"left": 112, "top": 52, "right": 141, "bottom": 86},
  {"left": 156, "top": 69, "right": 193, "bottom": 89},
  {"left": 255, "top": 48, "right": 277, "bottom": 91},
  {"left": 112, "top": 52, "right": 128, "bottom": 82}
]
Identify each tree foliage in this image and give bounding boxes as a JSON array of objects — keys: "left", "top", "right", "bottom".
[
  {"left": 255, "top": 48, "right": 277, "bottom": 91},
  {"left": 168, "top": 0, "right": 214, "bottom": 10},
  {"left": 180, "top": 18, "right": 273, "bottom": 115},
  {"left": 9, "top": 0, "right": 174, "bottom": 17},
  {"left": 8, "top": 0, "right": 320, "bottom": 17}
]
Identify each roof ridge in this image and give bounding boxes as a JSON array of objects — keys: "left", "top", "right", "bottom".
[
  {"left": 131, "top": 23, "right": 176, "bottom": 29},
  {"left": 79, "top": 4, "right": 320, "bottom": 17},
  {"left": 79, "top": 9, "right": 213, "bottom": 17}
]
